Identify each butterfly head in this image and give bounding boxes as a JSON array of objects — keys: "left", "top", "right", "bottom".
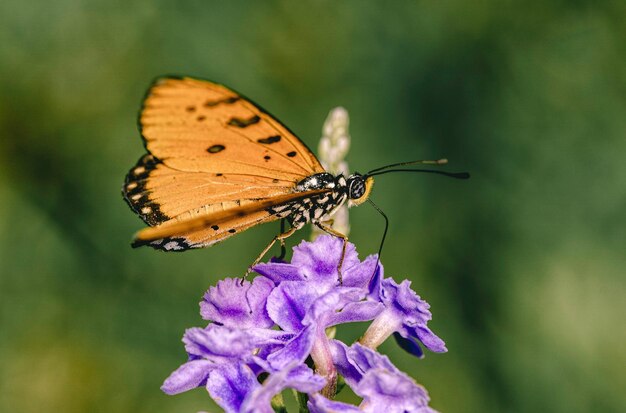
[{"left": 347, "top": 173, "right": 374, "bottom": 206}]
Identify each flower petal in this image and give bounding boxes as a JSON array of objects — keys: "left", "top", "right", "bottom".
[
  {"left": 303, "top": 288, "right": 382, "bottom": 329},
  {"left": 161, "top": 359, "right": 214, "bottom": 395},
  {"left": 183, "top": 326, "right": 257, "bottom": 361},
  {"left": 183, "top": 325, "right": 291, "bottom": 363},
  {"left": 393, "top": 332, "right": 424, "bottom": 358},
  {"left": 344, "top": 343, "right": 397, "bottom": 380},
  {"left": 356, "top": 368, "right": 436, "bottom": 413},
  {"left": 286, "top": 364, "right": 327, "bottom": 393},
  {"left": 266, "top": 281, "right": 319, "bottom": 332},
  {"left": 266, "top": 325, "right": 315, "bottom": 370},
  {"left": 308, "top": 393, "right": 362, "bottom": 413},
  {"left": 363, "top": 278, "right": 446, "bottom": 356},
  {"left": 367, "top": 261, "right": 383, "bottom": 299},
  {"left": 291, "top": 235, "right": 360, "bottom": 284},
  {"left": 342, "top": 254, "right": 379, "bottom": 289},
  {"left": 206, "top": 363, "right": 258, "bottom": 413},
  {"left": 328, "top": 340, "right": 361, "bottom": 387},
  {"left": 242, "top": 363, "right": 325, "bottom": 413},
  {"left": 200, "top": 277, "right": 274, "bottom": 328},
  {"left": 253, "top": 262, "right": 304, "bottom": 283},
  {"left": 412, "top": 325, "right": 447, "bottom": 353},
  {"left": 327, "top": 299, "right": 384, "bottom": 327}
]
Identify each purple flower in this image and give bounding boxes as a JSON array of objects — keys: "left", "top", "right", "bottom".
[
  {"left": 311, "top": 342, "right": 439, "bottom": 413},
  {"left": 163, "top": 325, "right": 325, "bottom": 413},
  {"left": 161, "top": 324, "right": 294, "bottom": 395},
  {"left": 361, "top": 278, "right": 447, "bottom": 358},
  {"left": 162, "top": 235, "right": 447, "bottom": 412}
]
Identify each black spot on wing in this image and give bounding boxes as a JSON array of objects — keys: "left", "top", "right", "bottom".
[
  {"left": 122, "top": 154, "right": 171, "bottom": 226},
  {"left": 228, "top": 115, "right": 261, "bottom": 128},
  {"left": 286, "top": 151, "right": 297, "bottom": 157},
  {"left": 257, "top": 135, "right": 281, "bottom": 144},
  {"left": 204, "top": 96, "right": 240, "bottom": 107},
  {"left": 207, "top": 144, "right": 225, "bottom": 153}
]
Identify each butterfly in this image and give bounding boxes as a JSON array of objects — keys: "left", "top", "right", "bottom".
[{"left": 123, "top": 76, "right": 468, "bottom": 276}]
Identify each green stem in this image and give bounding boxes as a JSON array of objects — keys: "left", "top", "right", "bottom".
[{"left": 293, "top": 389, "right": 310, "bottom": 413}]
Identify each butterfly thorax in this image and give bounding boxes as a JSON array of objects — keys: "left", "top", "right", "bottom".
[
  {"left": 268, "top": 172, "right": 374, "bottom": 230},
  {"left": 267, "top": 173, "right": 349, "bottom": 229}
]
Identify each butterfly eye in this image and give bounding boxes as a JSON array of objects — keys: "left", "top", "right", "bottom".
[
  {"left": 347, "top": 176, "right": 374, "bottom": 207},
  {"left": 348, "top": 175, "right": 366, "bottom": 199}
]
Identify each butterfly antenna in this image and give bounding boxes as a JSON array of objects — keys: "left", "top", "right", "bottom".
[
  {"left": 367, "top": 198, "right": 388, "bottom": 282},
  {"left": 368, "top": 168, "right": 470, "bottom": 179},
  {"left": 367, "top": 158, "right": 448, "bottom": 175},
  {"left": 366, "top": 158, "right": 469, "bottom": 180}
]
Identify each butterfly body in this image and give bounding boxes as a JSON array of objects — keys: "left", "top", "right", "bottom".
[{"left": 276, "top": 173, "right": 347, "bottom": 229}]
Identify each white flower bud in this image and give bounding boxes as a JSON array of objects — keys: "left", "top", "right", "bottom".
[{"left": 312, "top": 107, "right": 352, "bottom": 239}]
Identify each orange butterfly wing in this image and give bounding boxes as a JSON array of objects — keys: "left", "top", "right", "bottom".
[
  {"left": 123, "top": 77, "right": 327, "bottom": 249},
  {"left": 141, "top": 76, "right": 324, "bottom": 179}
]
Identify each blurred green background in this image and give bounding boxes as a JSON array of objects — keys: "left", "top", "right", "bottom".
[{"left": 1, "top": 1, "right": 624, "bottom": 412}]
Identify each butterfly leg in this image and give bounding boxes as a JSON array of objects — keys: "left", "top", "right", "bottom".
[
  {"left": 277, "top": 219, "right": 287, "bottom": 260},
  {"left": 244, "top": 226, "right": 298, "bottom": 279},
  {"left": 314, "top": 221, "right": 348, "bottom": 285}
]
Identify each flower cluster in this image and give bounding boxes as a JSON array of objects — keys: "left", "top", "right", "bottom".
[{"left": 162, "top": 235, "right": 446, "bottom": 412}]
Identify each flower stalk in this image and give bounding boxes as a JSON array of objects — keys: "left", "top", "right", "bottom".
[
  {"left": 359, "top": 311, "right": 400, "bottom": 349},
  {"left": 310, "top": 331, "right": 338, "bottom": 398},
  {"left": 311, "top": 107, "right": 351, "bottom": 240}
]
